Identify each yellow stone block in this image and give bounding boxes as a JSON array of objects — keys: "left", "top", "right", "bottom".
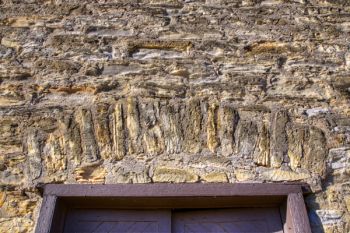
[
  {"left": 202, "top": 172, "right": 228, "bottom": 183},
  {"left": 153, "top": 167, "right": 199, "bottom": 183}
]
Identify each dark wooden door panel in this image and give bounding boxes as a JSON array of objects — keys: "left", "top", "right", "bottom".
[
  {"left": 63, "top": 207, "right": 284, "bottom": 233},
  {"left": 172, "top": 208, "right": 284, "bottom": 233},
  {"left": 63, "top": 209, "right": 171, "bottom": 233}
]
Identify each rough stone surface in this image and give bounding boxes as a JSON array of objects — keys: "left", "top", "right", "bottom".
[{"left": 0, "top": 0, "right": 350, "bottom": 232}]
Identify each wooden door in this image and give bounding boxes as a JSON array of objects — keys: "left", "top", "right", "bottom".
[
  {"left": 172, "top": 208, "right": 284, "bottom": 233},
  {"left": 63, "top": 209, "right": 171, "bottom": 233},
  {"left": 63, "top": 207, "right": 284, "bottom": 233}
]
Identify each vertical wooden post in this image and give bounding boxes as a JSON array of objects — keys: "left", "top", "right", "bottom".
[
  {"left": 287, "top": 192, "right": 312, "bottom": 233},
  {"left": 35, "top": 195, "right": 57, "bottom": 233}
]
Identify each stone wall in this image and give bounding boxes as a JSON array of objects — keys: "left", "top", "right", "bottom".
[{"left": 0, "top": 0, "right": 350, "bottom": 232}]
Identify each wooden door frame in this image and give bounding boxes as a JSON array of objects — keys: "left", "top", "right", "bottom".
[{"left": 35, "top": 183, "right": 312, "bottom": 233}]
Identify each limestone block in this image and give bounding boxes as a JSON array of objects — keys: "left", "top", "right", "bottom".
[
  {"left": 153, "top": 167, "right": 199, "bottom": 183},
  {"left": 74, "top": 164, "right": 106, "bottom": 184},
  {"left": 202, "top": 172, "right": 228, "bottom": 183},
  {"left": 42, "top": 133, "right": 66, "bottom": 178},
  {"left": 235, "top": 120, "right": 258, "bottom": 158},
  {"left": 25, "top": 130, "right": 42, "bottom": 182},
  {"left": 126, "top": 97, "right": 143, "bottom": 155},
  {"left": 182, "top": 99, "right": 202, "bottom": 154},
  {"left": 132, "top": 49, "right": 186, "bottom": 60},
  {"left": 217, "top": 105, "right": 238, "bottom": 156},
  {"left": 160, "top": 101, "right": 183, "bottom": 154},
  {"left": 127, "top": 40, "right": 192, "bottom": 55},
  {"left": 260, "top": 0, "right": 283, "bottom": 6},
  {"left": 302, "top": 127, "right": 327, "bottom": 176},
  {"left": 261, "top": 168, "right": 310, "bottom": 181},
  {"left": 140, "top": 101, "right": 164, "bottom": 155},
  {"left": 269, "top": 109, "right": 289, "bottom": 168},
  {"left": 75, "top": 108, "right": 100, "bottom": 163},
  {"left": 109, "top": 165, "right": 151, "bottom": 184},
  {"left": 286, "top": 125, "right": 305, "bottom": 170},
  {"left": 111, "top": 102, "right": 126, "bottom": 161},
  {"left": 207, "top": 103, "right": 219, "bottom": 153},
  {"left": 234, "top": 169, "right": 255, "bottom": 182},
  {"left": 254, "top": 123, "right": 270, "bottom": 167},
  {"left": 245, "top": 41, "right": 294, "bottom": 55},
  {"left": 312, "top": 209, "right": 344, "bottom": 227},
  {"left": 305, "top": 108, "right": 330, "bottom": 117},
  {"left": 328, "top": 147, "right": 350, "bottom": 182},
  {"left": 63, "top": 113, "right": 82, "bottom": 166},
  {"left": 92, "top": 103, "right": 112, "bottom": 160}
]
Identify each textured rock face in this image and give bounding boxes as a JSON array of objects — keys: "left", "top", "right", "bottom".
[{"left": 0, "top": 0, "right": 350, "bottom": 232}]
